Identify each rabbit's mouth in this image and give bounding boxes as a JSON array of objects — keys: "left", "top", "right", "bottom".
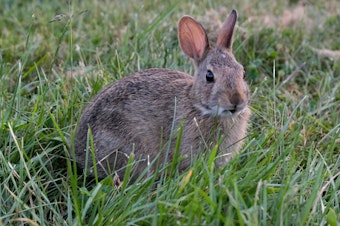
[
  {"left": 223, "top": 109, "right": 236, "bottom": 114},
  {"left": 196, "top": 104, "right": 243, "bottom": 117}
]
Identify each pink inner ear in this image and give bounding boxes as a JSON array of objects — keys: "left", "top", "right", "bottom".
[{"left": 179, "top": 17, "right": 208, "bottom": 60}]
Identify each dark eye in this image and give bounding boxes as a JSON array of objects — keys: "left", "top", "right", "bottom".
[{"left": 206, "top": 70, "right": 214, "bottom": 83}]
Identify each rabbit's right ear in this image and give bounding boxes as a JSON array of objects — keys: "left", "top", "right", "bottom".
[
  {"left": 216, "top": 9, "right": 238, "bottom": 51},
  {"left": 178, "top": 16, "right": 209, "bottom": 60}
]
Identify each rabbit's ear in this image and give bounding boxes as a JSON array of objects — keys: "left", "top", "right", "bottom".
[
  {"left": 216, "top": 9, "right": 237, "bottom": 50},
  {"left": 178, "top": 16, "right": 209, "bottom": 60}
]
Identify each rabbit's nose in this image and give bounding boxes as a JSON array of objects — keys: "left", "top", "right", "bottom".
[
  {"left": 229, "top": 92, "right": 246, "bottom": 114},
  {"left": 230, "top": 92, "right": 244, "bottom": 107}
]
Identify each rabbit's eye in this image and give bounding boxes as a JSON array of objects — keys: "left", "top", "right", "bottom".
[{"left": 206, "top": 70, "right": 214, "bottom": 82}]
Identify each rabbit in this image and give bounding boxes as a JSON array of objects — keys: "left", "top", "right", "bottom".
[{"left": 74, "top": 9, "right": 251, "bottom": 181}]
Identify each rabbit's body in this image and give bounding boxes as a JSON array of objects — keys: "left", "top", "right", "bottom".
[{"left": 74, "top": 9, "right": 251, "bottom": 180}]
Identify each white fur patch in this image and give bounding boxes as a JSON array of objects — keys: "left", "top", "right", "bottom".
[{"left": 196, "top": 105, "right": 235, "bottom": 117}]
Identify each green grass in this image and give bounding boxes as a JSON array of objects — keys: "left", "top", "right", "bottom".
[{"left": 1, "top": 0, "right": 339, "bottom": 225}]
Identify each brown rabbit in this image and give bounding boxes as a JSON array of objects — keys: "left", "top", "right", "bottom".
[{"left": 74, "top": 9, "right": 251, "bottom": 181}]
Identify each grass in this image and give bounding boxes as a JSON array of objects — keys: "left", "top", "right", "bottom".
[{"left": 0, "top": 0, "right": 339, "bottom": 225}]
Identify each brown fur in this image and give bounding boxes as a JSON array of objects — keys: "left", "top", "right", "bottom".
[{"left": 74, "top": 9, "right": 251, "bottom": 180}]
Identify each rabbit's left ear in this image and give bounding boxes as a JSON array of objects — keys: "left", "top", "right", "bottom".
[
  {"left": 178, "top": 16, "right": 209, "bottom": 60},
  {"left": 216, "top": 9, "right": 238, "bottom": 51}
]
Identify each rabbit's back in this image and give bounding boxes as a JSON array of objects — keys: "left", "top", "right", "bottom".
[{"left": 74, "top": 68, "right": 195, "bottom": 178}]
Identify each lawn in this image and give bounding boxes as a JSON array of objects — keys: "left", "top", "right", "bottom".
[{"left": 0, "top": 0, "right": 339, "bottom": 225}]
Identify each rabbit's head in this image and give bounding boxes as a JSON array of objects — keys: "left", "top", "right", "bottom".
[{"left": 178, "top": 9, "right": 249, "bottom": 117}]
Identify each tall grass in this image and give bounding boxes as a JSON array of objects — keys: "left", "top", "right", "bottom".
[{"left": 0, "top": 0, "right": 339, "bottom": 225}]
